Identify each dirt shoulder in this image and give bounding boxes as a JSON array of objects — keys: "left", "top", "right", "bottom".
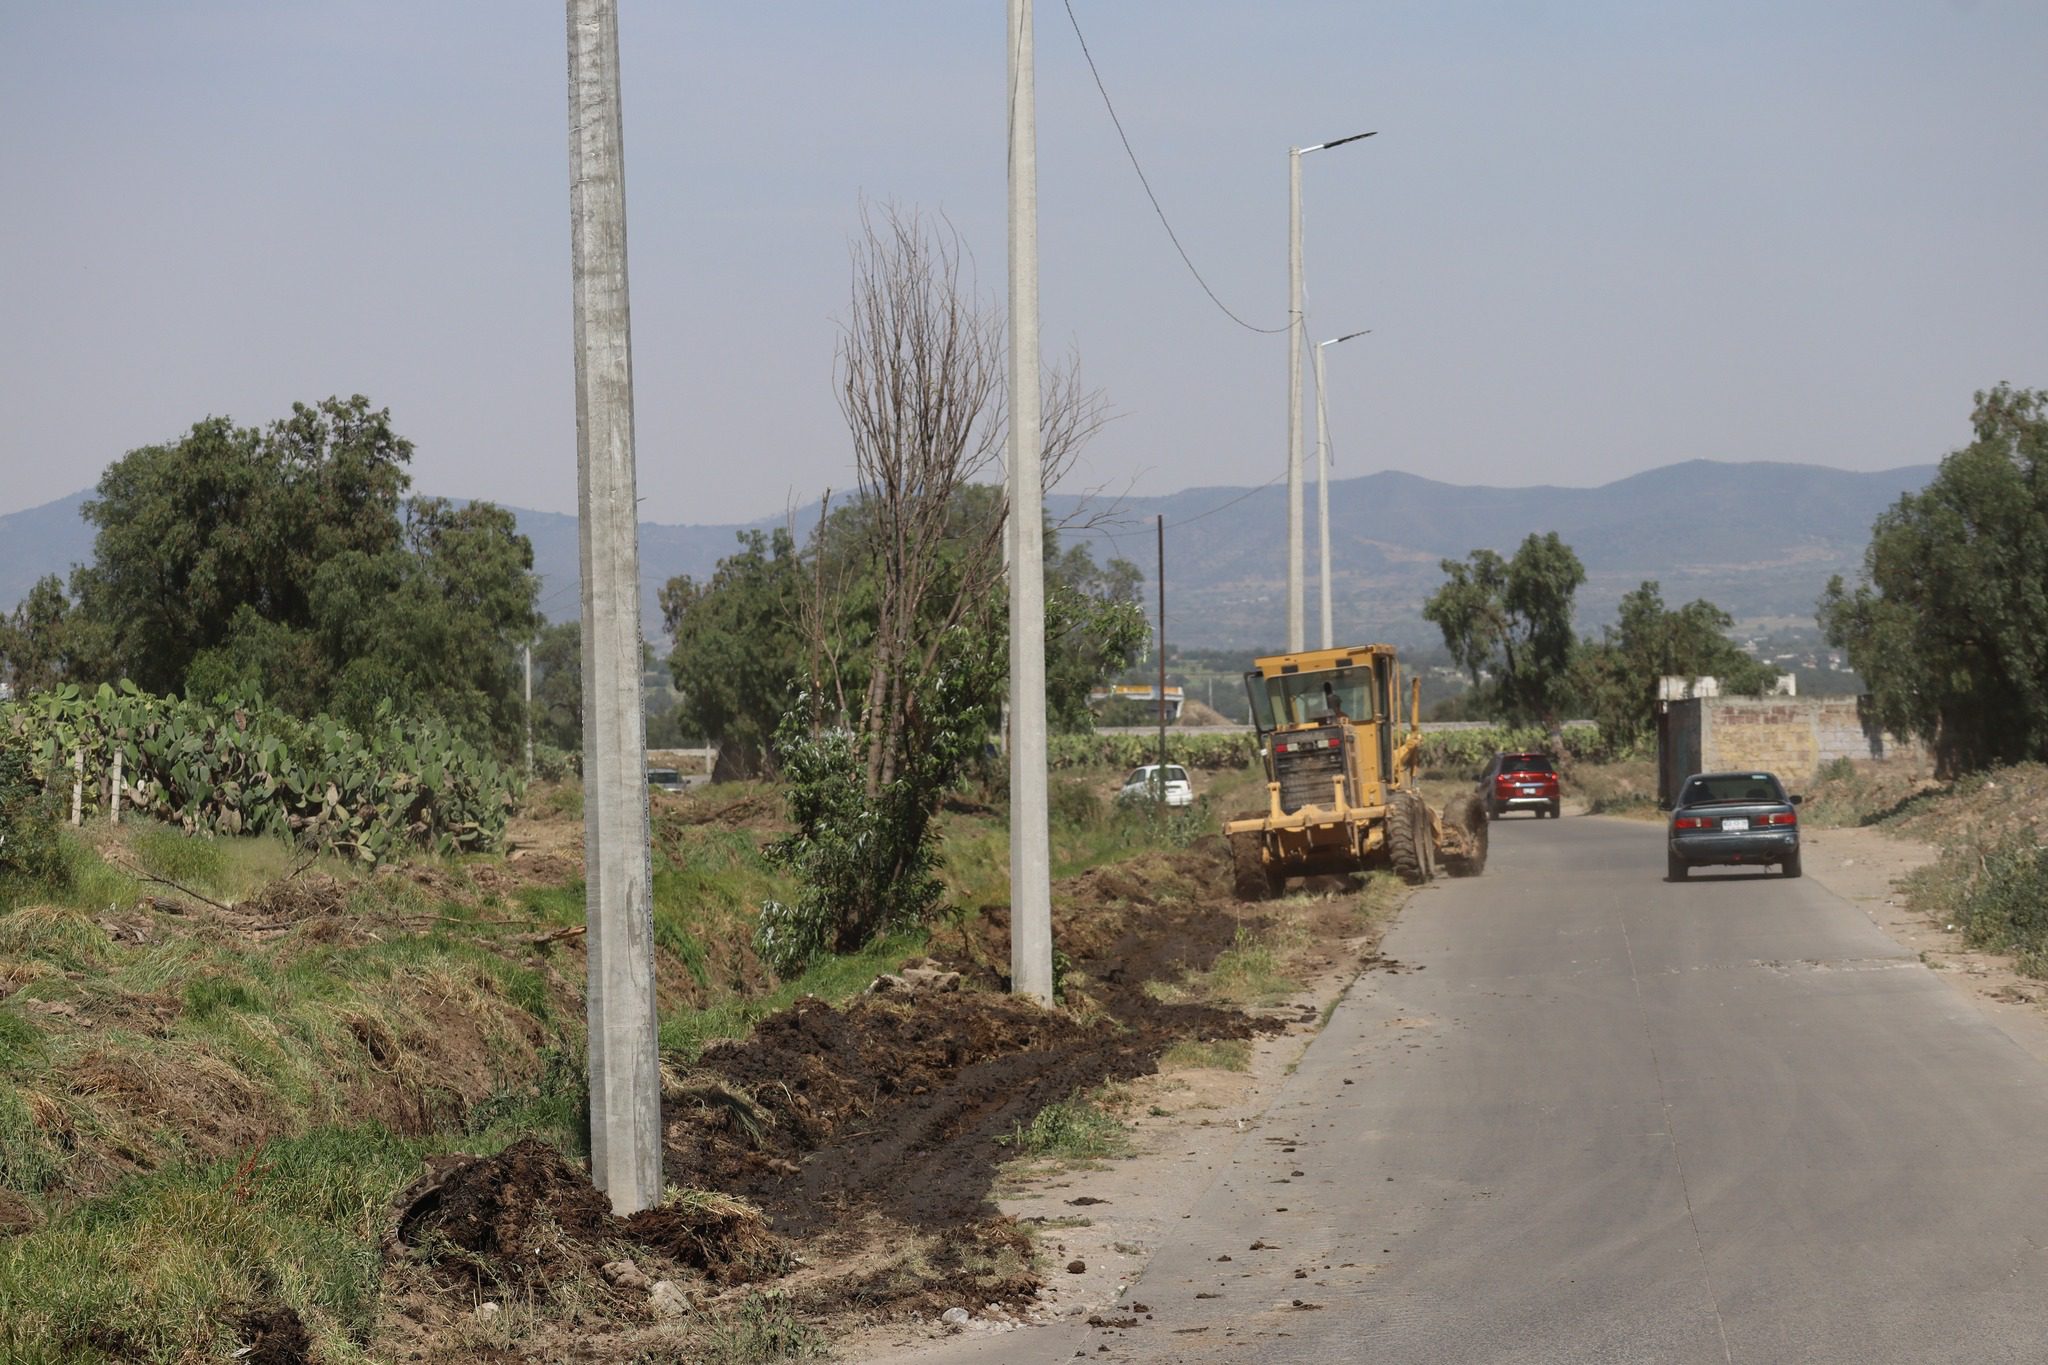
[
  {"left": 837, "top": 876, "right": 1415, "bottom": 1359},
  {"left": 1800, "top": 824, "right": 2048, "bottom": 1065}
]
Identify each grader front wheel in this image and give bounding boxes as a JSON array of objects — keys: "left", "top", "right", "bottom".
[
  {"left": 1388, "top": 793, "right": 1435, "bottom": 885},
  {"left": 1441, "top": 794, "right": 1489, "bottom": 877},
  {"left": 1230, "top": 833, "right": 1283, "bottom": 901}
]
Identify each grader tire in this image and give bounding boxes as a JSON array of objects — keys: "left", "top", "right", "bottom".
[
  {"left": 1441, "top": 794, "right": 1489, "bottom": 877},
  {"left": 1231, "top": 834, "right": 1276, "bottom": 901},
  {"left": 1388, "top": 793, "right": 1433, "bottom": 885}
]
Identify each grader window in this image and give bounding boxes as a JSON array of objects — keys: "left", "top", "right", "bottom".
[{"left": 1262, "top": 668, "right": 1373, "bottom": 727}]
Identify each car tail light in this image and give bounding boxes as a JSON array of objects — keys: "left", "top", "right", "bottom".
[
  {"left": 1673, "top": 816, "right": 1710, "bottom": 829},
  {"left": 1759, "top": 811, "right": 1797, "bottom": 826}
]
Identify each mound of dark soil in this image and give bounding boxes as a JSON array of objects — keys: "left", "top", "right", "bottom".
[
  {"left": 392, "top": 1139, "right": 616, "bottom": 1292},
  {"left": 663, "top": 989, "right": 1244, "bottom": 1236},
  {"left": 625, "top": 1196, "right": 790, "bottom": 1285},
  {"left": 390, "top": 1138, "right": 790, "bottom": 1295},
  {"left": 238, "top": 1305, "right": 312, "bottom": 1365}
]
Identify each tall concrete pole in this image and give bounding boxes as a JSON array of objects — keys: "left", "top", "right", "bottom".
[
  {"left": 523, "top": 641, "right": 535, "bottom": 779},
  {"left": 1287, "top": 131, "right": 1373, "bottom": 653},
  {"left": 566, "top": 0, "right": 660, "bottom": 1214},
  {"left": 1007, "top": 0, "right": 1054, "bottom": 1004},
  {"left": 1286, "top": 147, "right": 1305, "bottom": 653},
  {"left": 1314, "top": 340, "right": 1332, "bottom": 651},
  {"left": 1314, "top": 328, "right": 1368, "bottom": 652}
]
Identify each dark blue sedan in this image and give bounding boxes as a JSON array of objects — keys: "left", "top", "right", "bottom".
[{"left": 1666, "top": 771, "right": 1803, "bottom": 881}]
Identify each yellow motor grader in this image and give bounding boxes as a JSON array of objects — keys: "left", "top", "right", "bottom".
[{"left": 1225, "top": 644, "right": 1487, "bottom": 899}]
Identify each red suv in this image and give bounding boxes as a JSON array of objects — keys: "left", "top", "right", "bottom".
[{"left": 1479, "top": 751, "right": 1561, "bottom": 820}]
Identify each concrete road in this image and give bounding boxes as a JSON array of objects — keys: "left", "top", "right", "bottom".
[{"left": 939, "top": 814, "right": 2048, "bottom": 1363}]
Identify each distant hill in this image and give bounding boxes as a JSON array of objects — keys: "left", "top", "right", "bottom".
[{"left": 0, "top": 460, "right": 1932, "bottom": 649}]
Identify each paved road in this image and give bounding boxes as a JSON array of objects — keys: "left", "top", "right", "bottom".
[{"left": 948, "top": 814, "right": 2048, "bottom": 1363}]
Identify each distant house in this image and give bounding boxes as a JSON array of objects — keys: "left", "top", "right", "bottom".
[{"left": 1088, "top": 683, "right": 1186, "bottom": 722}]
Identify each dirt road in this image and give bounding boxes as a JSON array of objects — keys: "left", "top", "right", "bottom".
[{"left": 905, "top": 813, "right": 2048, "bottom": 1363}]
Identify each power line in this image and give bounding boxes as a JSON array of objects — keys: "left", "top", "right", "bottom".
[
  {"left": 1174, "top": 469, "right": 1287, "bottom": 527},
  {"left": 1060, "top": 0, "right": 1287, "bottom": 335}
]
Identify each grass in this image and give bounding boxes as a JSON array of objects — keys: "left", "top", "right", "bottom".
[
  {"left": 686, "top": 1290, "right": 829, "bottom": 1365},
  {"left": 999, "top": 1090, "right": 1132, "bottom": 1161},
  {"left": 3, "top": 774, "right": 812, "bottom": 1364},
  {"left": 938, "top": 764, "right": 1265, "bottom": 914},
  {"left": 1159, "top": 1038, "right": 1252, "bottom": 1072},
  {"left": 0, "top": 1086, "right": 582, "bottom": 1365},
  {"left": 658, "top": 930, "right": 924, "bottom": 1062},
  {"left": 1197, "top": 923, "right": 1300, "bottom": 1009}
]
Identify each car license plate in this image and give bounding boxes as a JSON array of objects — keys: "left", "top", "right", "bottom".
[{"left": 1721, "top": 818, "right": 1749, "bottom": 831}]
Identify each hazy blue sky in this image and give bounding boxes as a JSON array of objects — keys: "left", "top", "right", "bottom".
[{"left": 3, "top": 2, "right": 2043, "bottom": 524}]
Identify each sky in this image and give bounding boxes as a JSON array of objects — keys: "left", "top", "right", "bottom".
[{"left": 2, "top": 1, "right": 2044, "bottom": 526}]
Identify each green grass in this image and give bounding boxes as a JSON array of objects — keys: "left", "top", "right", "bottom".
[
  {"left": 0, "top": 1087, "right": 583, "bottom": 1365},
  {"left": 999, "top": 1090, "right": 1131, "bottom": 1161},
  {"left": 1158, "top": 1038, "right": 1252, "bottom": 1072},
  {"left": 1197, "top": 924, "right": 1297, "bottom": 1008},
  {"left": 659, "top": 930, "right": 925, "bottom": 1062},
  {"left": 939, "top": 766, "right": 1255, "bottom": 913}
]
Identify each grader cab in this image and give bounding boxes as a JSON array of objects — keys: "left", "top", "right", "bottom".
[{"left": 1224, "top": 644, "right": 1487, "bottom": 899}]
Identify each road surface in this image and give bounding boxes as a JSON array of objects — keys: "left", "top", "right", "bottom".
[{"left": 931, "top": 813, "right": 2048, "bottom": 1363}]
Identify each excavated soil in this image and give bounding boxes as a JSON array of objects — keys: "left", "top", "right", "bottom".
[
  {"left": 934, "top": 834, "right": 1278, "bottom": 1031},
  {"left": 664, "top": 991, "right": 1238, "bottom": 1237},
  {"left": 390, "top": 1137, "right": 786, "bottom": 1295},
  {"left": 656, "top": 834, "right": 1283, "bottom": 1242},
  {"left": 238, "top": 1305, "right": 313, "bottom": 1365}
]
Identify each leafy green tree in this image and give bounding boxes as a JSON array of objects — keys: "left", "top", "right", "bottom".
[
  {"left": 72, "top": 397, "right": 409, "bottom": 694},
  {"left": 1044, "top": 542, "right": 1148, "bottom": 733},
  {"left": 1820, "top": 383, "right": 2048, "bottom": 773},
  {"left": 29, "top": 396, "right": 539, "bottom": 752},
  {"left": 1423, "top": 533, "right": 1586, "bottom": 725},
  {"left": 662, "top": 528, "right": 806, "bottom": 777},
  {"left": 1571, "top": 582, "right": 1779, "bottom": 747},
  {"left": 530, "top": 621, "right": 583, "bottom": 753},
  {"left": 0, "top": 576, "right": 91, "bottom": 696}
]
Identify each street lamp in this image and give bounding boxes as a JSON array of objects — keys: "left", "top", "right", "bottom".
[
  {"left": 1287, "top": 130, "right": 1374, "bottom": 653},
  {"left": 1315, "top": 329, "right": 1369, "bottom": 649}
]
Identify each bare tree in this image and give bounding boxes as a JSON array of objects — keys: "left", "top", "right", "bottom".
[{"left": 829, "top": 202, "right": 1105, "bottom": 796}]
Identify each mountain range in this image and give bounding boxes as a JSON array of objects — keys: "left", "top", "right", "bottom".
[{"left": 0, "top": 460, "right": 1933, "bottom": 651}]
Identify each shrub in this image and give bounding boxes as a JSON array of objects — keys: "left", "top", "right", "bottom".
[
  {"left": 1954, "top": 840, "right": 2048, "bottom": 972},
  {"left": 0, "top": 742, "right": 67, "bottom": 901}
]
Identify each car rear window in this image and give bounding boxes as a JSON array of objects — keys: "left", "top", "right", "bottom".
[
  {"left": 1499, "top": 754, "right": 1554, "bottom": 773},
  {"left": 1166, "top": 766, "right": 1189, "bottom": 783},
  {"left": 1682, "top": 773, "right": 1784, "bottom": 805}
]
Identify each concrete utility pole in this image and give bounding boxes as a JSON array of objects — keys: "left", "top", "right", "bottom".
[
  {"left": 1287, "top": 131, "right": 1374, "bottom": 652},
  {"left": 1007, "top": 0, "right": 1054, "bottom": 1004},
  {"left": 1286, "top": 148, "right": 1304, "bottom": 653},
  {"left": 566, "top": 0, "right": 660, "bottom": 1214},
  {"left": 1156, "top": 515, "right": 1167, "bottom": 783},
  {"left": 1314, "top": 329, "right": 1368, "bottom": 650},
  {"left": 523, "top": 641, "right": 535, "bottom": 779}
]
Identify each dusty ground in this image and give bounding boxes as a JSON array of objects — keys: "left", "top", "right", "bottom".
[
  {"left": 1800, "top": 823, "right": 2048, "bottom": 1064},
  {"left": 837, "top": 874, "right": 1414, "bottom": 1359}
]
